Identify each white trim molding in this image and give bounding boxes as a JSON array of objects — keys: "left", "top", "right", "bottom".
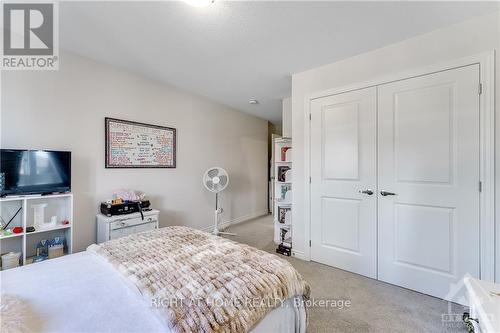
[
  {"left": 478, "top": 51, "right": 496, "bottom": 282},
  {"left": 302, "top": 51, "right": 496, "bottom": 282},
  {"left": 292, "top": 250, "right": 307, "bottom": 260},
  {"left": 201, "top": 210, "right": 270, "bottom": 233}
]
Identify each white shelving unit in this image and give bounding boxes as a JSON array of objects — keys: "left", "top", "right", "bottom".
[
  {"left": 273, "top": 138, "right": 292, "bottom": 247},
  {"left": 0, "top": 193, "right": 73, "bottom": 269}
]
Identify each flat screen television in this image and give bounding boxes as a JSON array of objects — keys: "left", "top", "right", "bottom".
[{"left": 0, "top": 149, "right": 71, "bottom": 196}]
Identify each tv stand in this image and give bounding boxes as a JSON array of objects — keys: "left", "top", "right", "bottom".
[
  {"left": 41, "top": 191, "right": 70, "bottom": 196},
  {"left": 0, "top": 193, "right": 73, "bottom": 269}
]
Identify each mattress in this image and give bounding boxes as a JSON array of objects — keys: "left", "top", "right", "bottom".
[{"left": 0, "top": 251, "right": 306, "bottom": 332}]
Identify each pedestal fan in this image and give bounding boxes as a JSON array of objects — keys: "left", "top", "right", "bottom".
[{"left": 203, "top": 167, "right": 236, "bottom": 236}]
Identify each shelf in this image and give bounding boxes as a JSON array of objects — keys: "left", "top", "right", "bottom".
[
  {"left": 276, "top": 201, "right": 292, "bottom": 209},
  {"left": 0, "top": 197, "right": 24, "bottom": 202},
  {"left": 0, "top": 224, "right": 71, "bottom": 239},
  {"left": 25, "top": 251, "right": 69, "bottom": 266},
  {"left": 26, "top": 193, "right": 73, "bottom": 200},
  {"left": 1, "top": 193, "right": 73, "bottom": 202},
  {"left": 275, "top": 138, "right": 292, "bottom": 144},
  {"left": 26, "top": 224, "right": 71, "bottom": 235},
  {"left": 0, "top": 193, "right": 73, "bottom": 269},
  {"left": 273, "top": 136, "right": 292, "bottom": 248},
  {"left": 0, "top": 232, "right": 23, "bottom": 240}
]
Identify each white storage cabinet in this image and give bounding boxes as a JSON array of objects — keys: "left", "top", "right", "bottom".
[{"left": 96, "top": 209, "right": 159, "bottom": 244}]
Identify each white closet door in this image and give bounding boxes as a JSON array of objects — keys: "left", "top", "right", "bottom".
[
  {"left": 310, "top": 87, "right": 377, "bottom": 278},
  {"left": 378, "top": 65, "right": 480, "bottom": 300}
]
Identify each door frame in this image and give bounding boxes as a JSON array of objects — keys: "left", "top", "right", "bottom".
[{"left": 303, "top": 51, "right": 495, "bottom": 282}]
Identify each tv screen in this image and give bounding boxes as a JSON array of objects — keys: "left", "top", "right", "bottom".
[{"left": 0, "top": 149, "right": 71, "bottom": 196}]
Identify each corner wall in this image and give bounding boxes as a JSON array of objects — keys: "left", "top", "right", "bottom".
[
  {"left": 1, "top": 51, "right": 269, "bottom": 252},
  {"left": 291, "top": 12, "right": 500, "bottom": 280}
]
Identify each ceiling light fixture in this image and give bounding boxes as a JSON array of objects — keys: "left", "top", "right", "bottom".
[
  {"left": 249, "top": 99, "right": 259, "bottom": 105},
  {"left": 184, "top": 0, "right": 214, "bottom": 8}
]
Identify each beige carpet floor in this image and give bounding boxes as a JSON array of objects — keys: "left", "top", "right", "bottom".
[{"left": 225, "top": 215, "right": 466, "bottom": 333}]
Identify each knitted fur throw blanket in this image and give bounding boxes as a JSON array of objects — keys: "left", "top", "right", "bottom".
[{"left": 88, "top": 226, "right": 310, "bottom": 333}]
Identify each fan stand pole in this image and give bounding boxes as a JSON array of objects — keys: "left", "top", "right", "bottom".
[{"left": 213, "top": 192, "right": 236, "bottom": 236}]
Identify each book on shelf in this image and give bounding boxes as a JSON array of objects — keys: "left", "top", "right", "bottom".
[
  {"left": 279, "top": 227, "right": 292, "bottom": 244},
  {"left": 276, "top": 243, "right": 291, "bottom": 256},
  {"left": 284, "top": 169, "right": 292, "bottom": 182},
  {"left": 277, "top": 166, "right": 290, "bottom": 182},
  {"left": 278, "top": 207, "right": 291, "bottom": 224},
  {"left": 279, "top": 242, "right": 292, "bottom": 249},
  {"left": 280, "top": 184, "right": 291, "bottom": 199}
]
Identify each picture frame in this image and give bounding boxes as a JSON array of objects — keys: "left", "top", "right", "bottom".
[{"left": 105, "top": 117, "right": 176, "bottom": 168}]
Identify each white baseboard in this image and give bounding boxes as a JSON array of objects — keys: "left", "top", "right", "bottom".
[
  {"left": 202, "top": 210, "right": 269, "bottom": 233},
  {"left": 292, "top": 250, "right": 308, "bottom": 261}
]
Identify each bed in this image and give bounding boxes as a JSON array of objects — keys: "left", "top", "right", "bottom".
[{"left": 0, "top": 226, "right": 309, "bottom": 333}]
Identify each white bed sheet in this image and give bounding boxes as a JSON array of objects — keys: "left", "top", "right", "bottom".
[{"left": 0, "top": 251, "right": 306, "bottom": 333}]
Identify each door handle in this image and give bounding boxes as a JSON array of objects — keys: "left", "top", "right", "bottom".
[
  {"left": 380, "top": 190, "right": 397, "bottom": 196},
  {"left": 359, "top": 189, "right": 374, "bottom": 195}
]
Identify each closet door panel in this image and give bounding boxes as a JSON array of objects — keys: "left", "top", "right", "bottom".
[
  {"left": 377, "top": 65, "right": 480, "bottom": 301},
  {"left": 310, "top": 87, "right": 377, "bottom": 278}
]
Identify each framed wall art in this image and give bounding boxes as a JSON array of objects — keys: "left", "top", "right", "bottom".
[{"left": 105, "top": 117, "right": 176, "bottom": 168}]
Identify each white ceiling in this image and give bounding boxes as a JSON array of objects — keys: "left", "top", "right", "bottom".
[{"left": 60, "top": 1, "right": 499, "bottom": 124}]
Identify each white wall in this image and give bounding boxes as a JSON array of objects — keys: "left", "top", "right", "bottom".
[
  {"left": 281, "top": 97, "right": 292, "bottom": 139},
  {"left": 291, "top": 12, "right": 500, "bottom": 276},
  {"left": 1, "top": 51, "right": 269, "bottom": 252}
]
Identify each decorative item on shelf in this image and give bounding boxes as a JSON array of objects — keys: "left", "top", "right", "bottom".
[
  {"left": 276, "top": 228, "right": 292, "bottom": 256},
  {"left": 277, "top": 166, "right": 291, "bottom": 182},
  {"left": 278, "top": 207, "right": 292, "bottom": 225},
  {"left": 280, "top": 184, "right": 291, "bottom": 200},
  {"left": 1, "top": 206, "right": 22, "bottom": 230},
  {"left": 48, "top": 236, "right": 65, "bottom": 259},
  {"left": 1, "top": 252, "right": 21, "bottom": 270},
  {"left": 32, "top": 203, "right": 48, "bottom": 230},
  {"left": 284, "top": 169, "right": 293, "bottom": 182},
  {"left": 62, "top": 220, "right": 70, "bottom": 225},
  {"left": 48, "top": 216, "right": 58, "bottom": 228},
  {"left": 285, "top": 148, "right": 292, "bottom": 161},
  {"left": 48, "top": 244, "right": 64, "bottom": 259},
  {"left": 280, "top": 146, "right": 292, "bottom": 162},
  {"left": 26, "top": 226, "right": 35, "bottom": 233},
  {"left": 0, "top": 229, "right": 13, "bottom": 237},
  {"left": 36, "top": 239, "right": 50, "bottom": 258},
  {"left": 276, "top": 243, "right": 291, "bottom": 256},
  {"left": 12, "top": 226, "right": 23, "bottom": 234},
  {"left": 278, "top": 189, "right": 293, "bottom": 205},
  {"left": 32, "top": 247, "right": 47, "bottom": 263},
  {"left": 280, "top": 228, "right": 292, "bottom": 246}
]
